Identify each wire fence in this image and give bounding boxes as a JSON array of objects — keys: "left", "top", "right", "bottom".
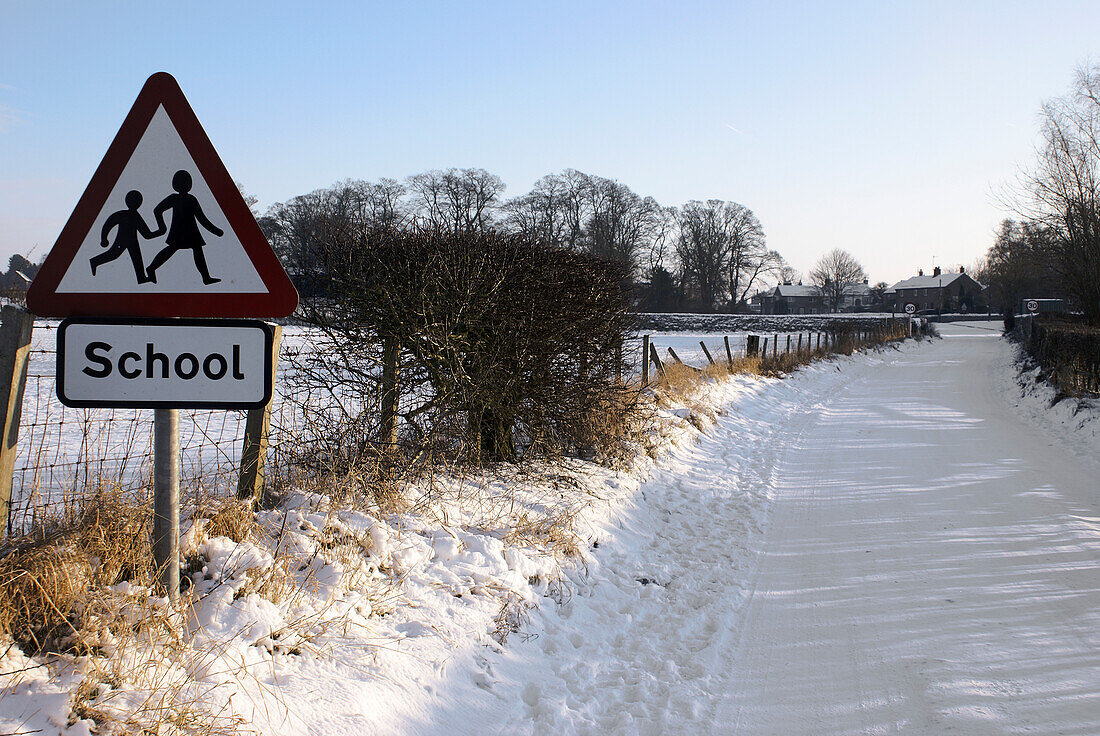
[
  {"left": 6, "top": 319, "right": 894, "bottom": 536},
  {"left": 6, "top": 322, "right": 306, "bottom": 536}
]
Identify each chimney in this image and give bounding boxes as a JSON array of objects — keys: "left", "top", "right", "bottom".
[
  {"left": 933, "top": 266, "right": 941, "bottom": 277},
  {"left": 918, "top": 269, "right": 924, "bottom": 276},
  {"left": 863, "top": 277, "right": 868, "bottom": 285},
  {"left": 959, "top": 266, "right": 965, "bottom": 274}
]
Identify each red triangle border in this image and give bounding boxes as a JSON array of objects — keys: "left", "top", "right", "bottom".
[{"left": 27, "top": 72, "right": 298, "bottom": 318}]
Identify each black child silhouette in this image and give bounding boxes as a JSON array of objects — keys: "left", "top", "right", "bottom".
[
  {"left": 90, "top": 190, "right": 156, "bottom": 283},
  {"left": 146, "top": 170, "right": 224, "bottom": 285}
]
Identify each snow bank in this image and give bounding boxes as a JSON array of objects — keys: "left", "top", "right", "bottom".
[
  {"left": 0, "top": 340, "right": 918, "bottom": 735},
  {"left": 994, "top": 339, "right": 1100, "bottom": 466}
]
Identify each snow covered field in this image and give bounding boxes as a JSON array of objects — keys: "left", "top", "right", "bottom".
[{"left": 2, "top": 322, "right": 1097, "bottom": 735}]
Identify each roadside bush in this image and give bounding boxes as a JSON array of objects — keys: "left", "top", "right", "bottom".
[
  {"left": 289, "top": 227, "right": 636, "bottom": 479},
  {"left": 1020, "top": 316, "right": 1100, "bottom": 395}
]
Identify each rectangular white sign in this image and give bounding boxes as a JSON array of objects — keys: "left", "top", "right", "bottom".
[{"left": 57, "top": 318, "right": 273, "bottom": 408}]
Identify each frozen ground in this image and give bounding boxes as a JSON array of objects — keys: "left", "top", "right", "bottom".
[{"left": 3, "top": 322, "right": 1097, "bottom": 734}]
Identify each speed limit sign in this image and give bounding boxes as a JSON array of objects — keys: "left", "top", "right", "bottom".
[
  {"left": 904, "top": 303, "right": 917, "bottom": 315},
  {"left": 1026, "top": 299, "right": 1039, "bottom": 313}
]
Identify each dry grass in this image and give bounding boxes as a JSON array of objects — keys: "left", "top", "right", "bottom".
[
  {"left": 0, "top": 486, "right": 154, "bottom": 653},
  {"left": 505, "top": 511, "right": 583, "bottom": 559},
  {"left": 200, "top": 500, "right": 258, "bottom": 545}
]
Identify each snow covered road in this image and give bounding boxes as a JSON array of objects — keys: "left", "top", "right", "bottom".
[
  {"left": 722, "top": 322, "right": 1100, "bottom": 734},
  {"left": 471, "top": 322, "right": 1100, "bottom": 735}
]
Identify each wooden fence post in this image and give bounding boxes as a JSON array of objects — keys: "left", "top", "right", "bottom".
[
  {"left": 0, "top": 306, "right": 33, "bottom": 537},
  {"left": 379, "top": 335, "right": 400, "bottom": 470},
  {"left": 797, "top": 333, "right": 803, "bottom": 353},
  {"left": 785, "top": 335, "right": 791, "bottom": 354},
  {"left": 615, "top": 336, "right": 623, "bottom": 383},
  {"left": 761, "top": 337, "right": 768, "bottom": 358},
  {"left": 773, "top": 334, "right": 778, "bottom": 357},
  {"left": 642, "top": 334, "right": 650, "bottom": 386},
  {"left": 649, "top": 341, "right": 666, "bottom": 378},
  {"left": 238, "top": 324, "right": 283, "bottom": 502},
  {"left": 667, "top": 346, "right": 685, "bottom": 365},
  {"left": 699, "top": 341, "right": 717, "bottom": 366},
  {"left": 724, "top": 336, "right": 734, "bottom": 369},
  {"left": 746, "top": 335, "right": 760, "bottom": 358}
]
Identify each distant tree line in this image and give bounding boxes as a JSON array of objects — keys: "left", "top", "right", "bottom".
[
  {"left": 980, "top": 64, "right": 1100, "bottom": 324},
  {"left": 0, "top": 254, "right": 39, "bottom": 303},
  {"left": 260, "top": 168, "right": 791, "bottom": 313}
]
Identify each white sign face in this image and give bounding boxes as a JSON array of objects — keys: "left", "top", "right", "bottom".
[
  {"left": 1026, "top": 299, "right": 1039, "bottom": 313},
  {"left": 58, "top": 319, "right": 272, "bottom": 408},
  {"left": 53, "top": 107, "right": 268, "bottom": 295},
  {"left": 904, "top": 302, "right": 917, "bottom": 315}
]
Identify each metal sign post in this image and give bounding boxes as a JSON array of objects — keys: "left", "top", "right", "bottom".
[{"left": 153, "top": 408, "right": 180, "bottom": 600}]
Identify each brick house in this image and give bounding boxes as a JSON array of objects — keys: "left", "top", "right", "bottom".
[
  {"left": 889, "top": 266, "right": 985, "bottom": 313},
  {"left": 756, "top": 283, "right": 825, "bottom": 314}
]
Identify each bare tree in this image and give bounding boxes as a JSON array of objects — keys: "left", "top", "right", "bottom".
[
  {"left": 983, "top": 219, "right": 1061, "bottom": 314},
  {"left": 499, "top": 173, "right": 572, "bottom": 250},
  {"left": 674, "top": 199, "right": 775, "bottom": 311},
  {"left": 262, "top": 179, "right": 412, "bottom": 295},
  {"left": 582, "top": 177, "right": 665, "bottom": 271},
  {"left": 810, "top": 248, "right": 866, "bottom": 312},
  {"left": 675, "top": 200, "right": 732, "bottom": 311},
  {"left": 501, "top": 169, "right": 667, "bottom": 275},
  {"left": 1021, "top": 64, "right": 1100, "bottom": 323},
  {"left": 406, "top": 168, "right": 505, "bottom": 233},
  {"left": 778, "top": 264, "right": 801, "bottom": 284},
  {"left": 721, "top": 206, "right": 779, "bottom": 309}
]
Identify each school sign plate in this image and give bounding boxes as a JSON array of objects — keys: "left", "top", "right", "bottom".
[{"left": 57, "top": 318, "right": 273, "bottom": 409}]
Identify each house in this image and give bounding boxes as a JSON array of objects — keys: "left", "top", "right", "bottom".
[
  {"left": 889, "top": 266, "right": 985, "bottom": 314},
  {"left": 757, "top": 282, "right": 825, "bottom": 314},
  {"left": 838, "top": 279, "right": 872, "bottom": 312}
]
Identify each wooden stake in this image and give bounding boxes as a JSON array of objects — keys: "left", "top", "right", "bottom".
[
  {"left": 724, "top": 336, "right": 734, "bottom": 369},
  {"left": 238, "top": 324, "right": 283, "bottom": 502},
  {"left": 699, "top": 341, "right": 716, "bottom": 366},
  {"left": 649, "top": 341, "right": 666, "bottom": 377},
  {"left": 0, "top": 306, "right": 33, "bottom": 538},
  {"left": 379, "top": 334, "right": 400, "bottom": 468},
  {"left": 642, "top": 334, "right": 651, "bottom": 386}
]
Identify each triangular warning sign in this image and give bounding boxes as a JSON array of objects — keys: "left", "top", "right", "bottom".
[{"left": 27, "top": 72, "right": 298, "bottom": 318}]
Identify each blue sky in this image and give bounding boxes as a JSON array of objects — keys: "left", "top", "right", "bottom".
[{"left": 3, "top": 0, "right": 1099, "bottom": 285}]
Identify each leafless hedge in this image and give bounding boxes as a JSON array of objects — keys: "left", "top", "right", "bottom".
[
  {"left": 1020, "top": 316, "right": 1100, "bottom": 396},
  {"left": 284, "top": 226, "right": 635, "bottom": 481}
]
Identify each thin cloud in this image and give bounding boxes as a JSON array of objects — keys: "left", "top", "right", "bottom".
[{"left": 0, "top": 106, "right": 20, "bottom": 133}]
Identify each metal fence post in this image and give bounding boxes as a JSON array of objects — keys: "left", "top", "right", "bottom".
[
  {"left": 0, "top": 306, "right": 34, "bottom": 538},
  {"left": 238, "top": 324, "right": 283, "bottom": 502}
]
